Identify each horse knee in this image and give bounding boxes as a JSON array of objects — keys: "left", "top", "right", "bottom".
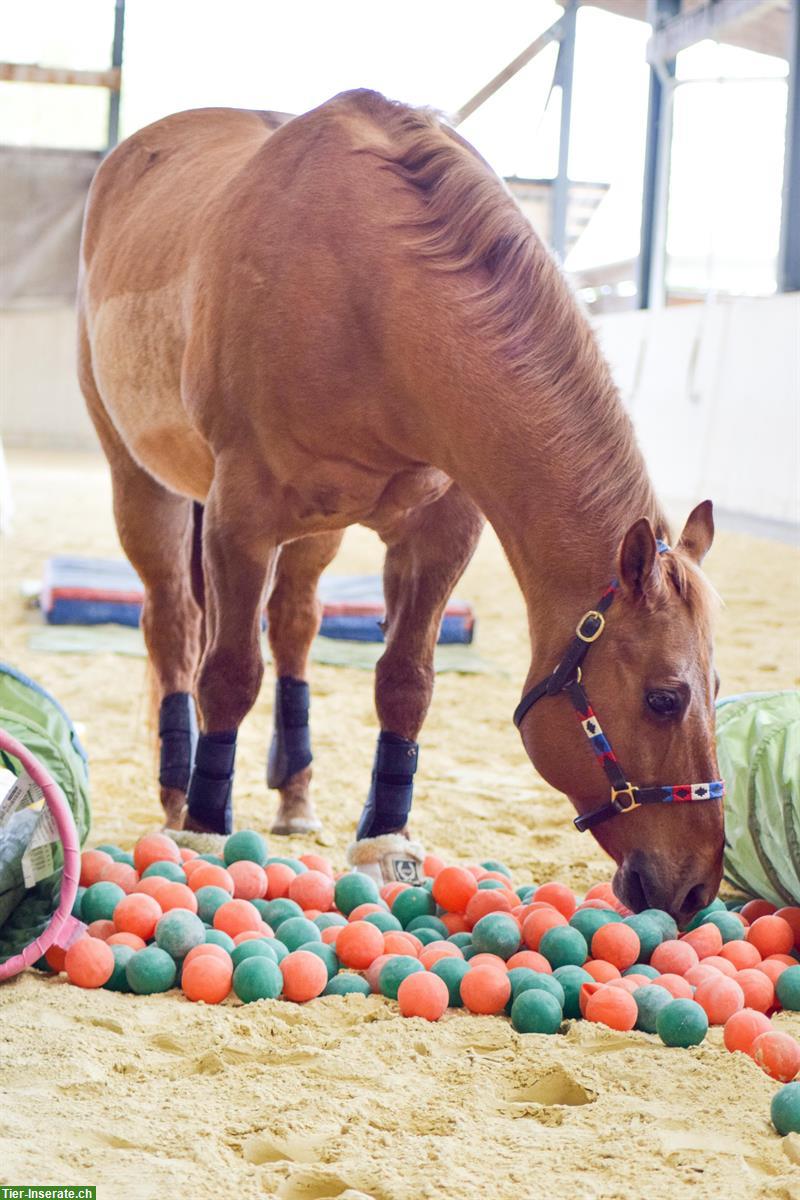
[
  {"left": 197, "top": 644, "right": 264, "bottom": 730},
  {"left": 375, "top": 653, "right": 434, "bottom": 738}
]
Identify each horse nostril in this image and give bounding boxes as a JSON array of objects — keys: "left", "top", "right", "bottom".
[{"left": 678, "top": 881, "right": 712, "bottom": 924}]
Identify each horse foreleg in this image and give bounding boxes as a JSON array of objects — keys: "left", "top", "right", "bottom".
[
  {"left": 186, "top": 474, "right": 279, "bottom": 836},
  {"left": 358, "top": 484, "right": 484, "bottom": 843},
  {"left": 266, "top": 530, "right": 344, "bottom": 835}
]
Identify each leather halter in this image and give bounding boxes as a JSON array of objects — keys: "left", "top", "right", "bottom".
[{"left": 513, "top": 541, "right": 725, "bottom": 832}]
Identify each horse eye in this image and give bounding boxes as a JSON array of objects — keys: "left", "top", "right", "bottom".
[{"left": 647, "top": 689, "right": 682, "bottom": 716}]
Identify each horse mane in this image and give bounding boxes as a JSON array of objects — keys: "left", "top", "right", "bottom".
[{"left": 342, "top": 90, "right": 670, "bottom": 549}]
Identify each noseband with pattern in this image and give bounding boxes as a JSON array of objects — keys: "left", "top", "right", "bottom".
[{"left": 513, "top": 541, "right": 725, "bottom": 832}]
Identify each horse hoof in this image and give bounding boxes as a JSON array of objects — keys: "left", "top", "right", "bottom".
[{"left": 270, "top": 816, "right": 323, "bottom": 837}]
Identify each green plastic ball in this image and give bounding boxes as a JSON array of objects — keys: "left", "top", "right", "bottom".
[
  {"left": 516, "top": 885, "right": 536, "bottom": 902},
  {"left": 195, "top": 885, "right": 233, "bottom": 924},
  {"left": 197, "top": 853, "right": 226, "bottom": 867},
  {"left": 276, "top": 916, "right": 321, "bottom": 951},
  {"left": 406, "top": 914, "right": 449, "bottom": 937},
  {"left": 704, "top": 911, "right": 747, "bottom": 942},
  {"left": 233, "top": 956, "right": 283, "bottom": 1002},
  {"left": 315, "top": 912, "right": 349, "bottom": 930},
  {"left": 462, "top": 944, "right": 482, "bottom": 960},
  {"left": 684, "top": 898, "right": 727, "bottom": 932},
  {"left": 477, "top": 879, "right": 505, "bottom": 891},
  {"left": 266, "top": 855, "right": 307, "bottom": 874},
  {"left": 363, "top": 911, "right": 402, "bottom": 933},
  {"left": 776, "top": 965, "right": 800, "bottom": 1011},
  {"left": 471, "top": 913, "right": 521, "bottom": 960},
  {"left": 334, "top": 872, "right": 380, "bottom": 917},
  {"left": 624, "top": 963, "right": 661, "bottom": 980},
  {"left": 430, "top": 958, "right": 470, "bottom": 1007},
  {"left": 553, "top": 965, "right": 593, "bottom": 1019},
  {"left": 126, "top": 946, "right": 177, "bottom": 994},
  {"left": 511, "top": 989, "right": 563, "bottom": 1034},
  {"left": 379, "top": 955, "right": 424, "bottom": 1000},
  {"left": 569, "top": 908, "right": 621, "bottom": 943},
  {"left": 508, "top": 969, "right": 565, "bottom": 1008},
  {"left": 481, "top": 860, "right": 512, "bottom": 878},
  {"left": 633, "top": 984, "right": 673, "bottom": 1033},
  {"left": 262, "top": 898, "right": 303, "bottom": 926},
  {"left": 231, "top": 940, "right": 277, "bottom": 969},
  {"left": 224, "top": 829, "right": 268, "bottom": 866},
  {"left": 413, "top": 928, "right": 442, "bottom": 946},
  {"left": 71, "top": 886, "right": 86, "bottom": 920},
  {"left": 81, "top": 881, "right": 126, "bottom": 924},
  {"left": 622, "top": 915, "right": 664, "bottom": 963},
  {"left": 204, "top": 929, "right": 235, "bottom": 952},
  {"left": 142, "top": 861, "right": 187, "bottom": 883},
  {"left": 539, "top": 925, "right": 588, "bottom": 970},
  {"left": 323, "top": 974, "right": 372, "bottom": 997},
  {"left": 155, "top": 909, "right": 205, "bottom": 959},
  {"left": 103, "top": 945, "right": 135, "bottom": 992},
  {"left": 297, "top": 941, "right": 339, "bottom": 980},
  {"left": 269, "top": 939, "right": 289, "bottom": 964},
  {"left": 639, "top": 908, "right": 678, "bottom": 941},
  {"left": 111, "top": 850, "right": 136, "bottom": 867},
  {"left": 391, "top": 886, "right": 435, "bottom": 927},
  {"left": 656, "top": 998, "right": 708, "bottom": 1047},
  {"left": 448, "top": 932, "right": 473, "bottom": 950},
  {"left": 771, "top": 1082, "right": 800, "bottom": 1135},
  {"left": 95, "top": 843, "right": 122, "bottom": 857}
]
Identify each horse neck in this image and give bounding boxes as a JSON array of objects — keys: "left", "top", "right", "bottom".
[{"left": 438, "top": 361, "right": 667, "bottom": 653}]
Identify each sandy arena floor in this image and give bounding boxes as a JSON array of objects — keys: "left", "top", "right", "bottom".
[{"left": 1, "top": 449, "right": 799, "bottom": 1200}]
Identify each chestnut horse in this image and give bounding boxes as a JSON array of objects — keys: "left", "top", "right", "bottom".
[{"left": 78, "top": 90, "right": 723, "bottom": 921}]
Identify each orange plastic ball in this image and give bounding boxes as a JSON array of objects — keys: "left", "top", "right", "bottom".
[
  {"left": 522, "top": 908, "right": 567, "bottom": 951},
  {"left": 398, "top": 970, "right": 449, "bottom": 1021},
  {"left": 182, "top": 857, "right": 208, "bottom": 879},
  {"left": 682, "top": 923, "right": 723, "bottom": 960},
  {"left": 85, "top": 919, "right": 116, "bottom": 940},
  {"left": 183, "top": 943, "right": 231, "bottom": 968},
  {"left": 757, "top": 958, "right": 791, "bottom": 986},
  {"left": 45, "top": 944, "right": 67, "bottom": 973},
  {"left": 747, "top": 916, "right": 795, "bottom": 958},
  {"left": 460, "top": 965, "right": 511, "bottom": 1014},
  {"left": 383, "top": 932, "right": 420, "bottom": 958},
  {"left": 584, "top": 882, "right": 617, "bottom": 905},
  {"left": 188, "top": 863, "right": 235, "bottom": 894},
  {"left": 735, "top": 968, "right": 775, "bottom": 1013},
  {"left": 584, "top": 959, "right": 622, "bottom": 983},
  {"left": 585, "top": 985, "right": 638, "bottom": 1031},
  {"left": 365, "top": 953, "right": 393, "bottom": 992},
  {"left": 98, "top": 861, "right": 139, "bottom": 893},
  {"left": 106, "top": 931, "right": 146, "bottom": 950},
  {"left": 133, "top": 833, "right": 181, "bottom": 874},
  {"left": 234, "top": 929, "right": 269, "bottom": 946},
  {"left": 700, "top": 955, "right": 737, "bottom": 978},
  {"left": 751, "top": 1031, "right": 800, "bottom": 1082},
  {"left": 432, "top": 866, "right": 478, "bottom": 914},
  {"left": 419, "top": 942, "right": 463, "bottom": 970},
  {"left": 264, "top": 862, "right": 295, "bottom": 899},
  {"left": 651, "top": 939, "right": 699, "bottom": 977},
  {"left": 684, "top": 964, "right": 722, "bottom": 989},
  {"left": 113, "top": 892, "right": 163, "bottom": 940},
  {"left": 423, "top": 854, "right": 446, "bottom": 878},
  {"left": 534, "top": 882, "right": 576, "bottom": 919},
  {"left": 79, "top": 849, "right": 113, "bottom": 888},
  {"left": 213, "top": 898, "right": 262, "bottom": 938},
  {"left": 465, "top": 889, "right": 513, "bottom": 928},
  {"left": 440, "top": 912, "right": 470, "bottom": 935},
  {"left": 65, "top": 936, "right": 114, "bottom": 988},
  {"left": 694, "top": 975, "right": 745, "bottom": 1024},
  {"left": 469, "top": 953, "right": 508, "bottom": 973},
  {"left": 179, "top": 847, "right": 198, "bottom": 862},
  {"left": 288, "top": 869, "right": 335, "bottom": 912},
  {"left": 723, "top": 1007, "right": 773, "bottom": 1054},
  {"left": 321, "top": 926, "right": 342, "bottom": 946},
  {"left": 182, "top": 954, "right": 233, "bottom": 1003},
  {"left": 741, "top": 899, "right": 777, "bottom": 923},
  {"left": 348, "top": 902, "right": 384, "bottom": 922},
  {"left": 158, "top": 882, "right": 198, "bottom": 913},
  {"left": 228, "top": 860, "right": 268, "bottom": 901},
  {"left": 607, "top": 977, "right": 642, "bottom": 994},
  {"left": 506, "top": 950, "right": 552, "bottom": 974},
  {"left": 719, "top": 941, "right": 762, "bottom": 970},
  {"left": 280, "top": 949, "right": 328, "bottom": 1002},
  {"left": 591, "top": 923, "right": 640, "bottom": 970},
  {"left": 336, "top": 920, "right": 384, "bottom": 969},
  {"left": 579, "top": 980, "right": 604, "bottom": 1017},
  {"left": 133, "top": 876, "right": 172, "bottom": 902},
  {"left": 381, "top": 882, "right": 410, "bottom": 907},
  {"left": 298, "top": 853, "right": 334, "bottom": 878},
  {"left": 656, "top": 973, "right": 694, "bottom": 1000},
  {"left": 775, "top": 907, "right": 800, "bottom": 952}
]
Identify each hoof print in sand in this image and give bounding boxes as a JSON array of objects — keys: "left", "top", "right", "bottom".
[{"left": 510, "top": 1067, "right": 596, "bottom": 1112}]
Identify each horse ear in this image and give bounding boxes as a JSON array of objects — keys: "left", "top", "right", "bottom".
[
  {"left": 618, "top": 517, "right": 659, "bottom": 597},
  {"left": 677, "top": 500, "right": 715, "bottom": 564}
]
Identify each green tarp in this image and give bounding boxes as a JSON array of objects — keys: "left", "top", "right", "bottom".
[{"left": 717, "top": 691, "right": 800, "bottom": 905}]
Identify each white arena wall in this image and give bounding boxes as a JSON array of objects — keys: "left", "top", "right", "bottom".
[{"left": 1, "top": 294, "right": 798, "bottom": 527}]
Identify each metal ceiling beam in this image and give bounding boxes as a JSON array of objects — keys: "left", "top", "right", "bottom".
[
  {"left": 551, "top": 2, "right": 578, "bottom": 262},
  {"left": 452, "top": 17, "right": 565, "bottom": 126},
  {"left": 107, "top": 0, "right": 126, "bottom": 148},
  {"left": 646, "top": 0, "right": 784, "bottom": 64},
  {"left": 638, "top": 0, "right": 681, "bottom": 308},
  {"left": 0, "top": 63, "right": 120, "bottom": 89}
]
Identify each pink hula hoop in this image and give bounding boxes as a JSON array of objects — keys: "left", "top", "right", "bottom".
[{"left": 0, "top": 728, "right": 83, "bottom": 981}]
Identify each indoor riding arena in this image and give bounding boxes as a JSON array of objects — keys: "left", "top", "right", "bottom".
[{"left": 1, "top": 4, "right": 799, "bottom": 1199}]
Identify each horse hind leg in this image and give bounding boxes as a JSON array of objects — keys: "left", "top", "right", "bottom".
[
  {"left": 356, "top": 484, "right": 484, "bottom": 858},
  {"left": 265, "top": 530, "right": 344, "bottom": 835}
]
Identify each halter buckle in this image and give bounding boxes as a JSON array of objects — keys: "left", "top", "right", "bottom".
[
  {"left": 611, "top": 785, "right": 640, "bottom": 814},
  {"left": 577, "top": 610, "right": 605, "bottom": 643}
]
